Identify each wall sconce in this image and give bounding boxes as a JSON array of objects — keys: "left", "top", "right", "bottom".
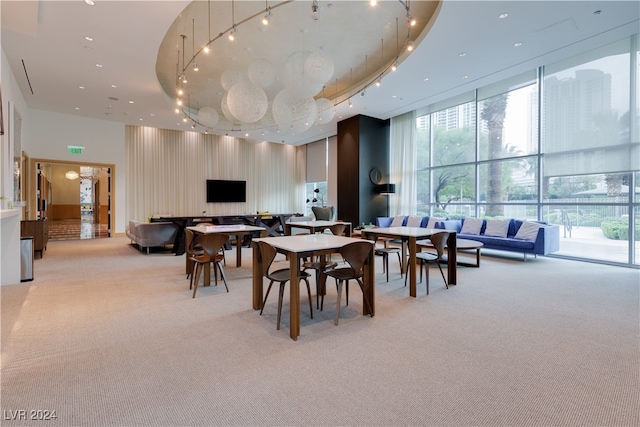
[
  {"left": 375, "top": 183, "right": 395, "bottom": 216},
  {"left": 65, "top": 170, "right": 79, "bottom": 180},
  {"left": 375, "top": 183, "right": 395, "bottom": 195}
]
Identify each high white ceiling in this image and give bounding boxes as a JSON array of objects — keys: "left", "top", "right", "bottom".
[{"left": 2, "top": 1, "right": 639, "bottom": 146}]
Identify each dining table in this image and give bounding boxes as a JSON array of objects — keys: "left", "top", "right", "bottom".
[
  {"left": 362, "top": 227, "right": 457, "bottom": 297},
  {"left": 187, "top": 224, "right": 266, "bottom": 285},
  {"left": 284, "top": 220, "right": 352, "bottom": 236},
  {"left": 252, "top": 234, "right": 375, "bottom": 341}
]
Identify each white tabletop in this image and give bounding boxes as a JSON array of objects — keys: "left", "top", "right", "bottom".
[
  {"left": 363, "top": 227, "right": 445, "bottom": 238},
  {"left": 254, "top": 233, "right": 369, "bottom": 253},
  {"left": 187, "top": 225, "right": 265, "bottom": 233},
  {"left": 286, "top": 220, "right": 350, "bottom": 227}
]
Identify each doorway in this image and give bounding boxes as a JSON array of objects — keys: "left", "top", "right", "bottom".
[{"left": 33, "top": 160, "right": 113, "bottom": 241}]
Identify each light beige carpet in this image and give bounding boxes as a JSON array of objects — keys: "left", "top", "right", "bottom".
[{"left": 1, "top": 237, "right": 638, "bottom": 426}]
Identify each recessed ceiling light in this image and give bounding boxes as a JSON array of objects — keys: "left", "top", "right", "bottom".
[
  {"left": 85, "top": 0, "right": 95, "bottom": 5},
  {"left": 150, "top": 113, "right": 155, "bottom": 117},
  {"left": 128, "top": 100, "right": 134, "bottom": 104},
  {"left": 85, "top": 36, "right": 93, "bottom": 41},
  {"left": 139, "top": 118, "right": 143, "bottom": 121},
  {"left": 459, "top": 52, "right": 466, "bottom": 57},
  {"left": 514, "top": 42, "right": 522, "bottom": 47},
  {"left": 74, "top": 107, "right": 80, "bottom": 110},
  {"left": 499, "top": 12, "right": 508, "bottom": 19},
  {"left": 79, "top": 86, "right": 85, "bottom": 89},
  {"left": 423, "top": 77, "right": 429, "bottom": 81},
  {"left": 463, "top": 75, "right": 469, "bottom": 79},
  {"left": 95, "top": 64, "right": 103, "bottom": 68},
  {"left": 111, "top": 84, "right": 117, "bottom": 88}
]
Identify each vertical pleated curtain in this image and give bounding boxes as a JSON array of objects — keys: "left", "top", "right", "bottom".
[
  {"left": 125, "top": 126, "right": 306, "bottom": 222},
  {"left": 390, "top": 111, "right": 417, "bottom": 216}
]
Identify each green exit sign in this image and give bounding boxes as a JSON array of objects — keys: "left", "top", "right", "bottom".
[{"left": 67, "top": 145, "right": 85, "bottom": 154}]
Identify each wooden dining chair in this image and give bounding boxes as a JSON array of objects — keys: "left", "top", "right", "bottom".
[
  {"left": 258, "top": 241, "right": 313, "bottom": 330},
  {"left": 323, "top": 240, "right": 373, "bottom": 325},
  {"left": 302, "top": 223, "right": 347, "bottom": 309},
  {"left": 405, "top": 231, "right": 450, "bottom": 294},
  {"left": 189, "top": 233, "right": 230, "bottom": 298},
  {"left": 185, "top": 228, "right": 203, "bottom": 279}
]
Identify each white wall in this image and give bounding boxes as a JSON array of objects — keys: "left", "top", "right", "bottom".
[
  {"left": 1, "top": 48, "right": 29, "bottom": 207},
  {"left": 28, "top": 109, "right": 126, "bottom": 233}
]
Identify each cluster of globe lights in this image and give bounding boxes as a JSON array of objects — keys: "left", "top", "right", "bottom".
[
  {"left": 198, "top": 49, "right": 336, "bottom": 135},
  {"left": 174, "top": 0, "right": 417, "bottom": 141}
]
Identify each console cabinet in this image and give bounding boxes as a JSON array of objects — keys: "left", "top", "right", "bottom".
[{"left": 21, "top": 218, "right": 48, "bottom": 258}]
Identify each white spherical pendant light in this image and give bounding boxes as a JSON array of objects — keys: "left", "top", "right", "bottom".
[
  {"left": 227, "top": 81, "right": 268, "bottom": 123},
  {"left": 315, "top": 98, "right": 335, "bottom": 123},
  {"left": 197, "top": 106, "right": 219, "bottom": 128}
]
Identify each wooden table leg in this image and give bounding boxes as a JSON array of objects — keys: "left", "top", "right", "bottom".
[
  {"left": 235, "top": 233, "right": 242, "bottom": 267},
  {"left": 289, "top": 254, "right": 300, "bottom": 340},
  {"left": 447, "top": 234, "right": 457, "bottom": 285},
  {"left": 408, "top": 237, "right": 417, "bottom": 297},
  {"left": 252, "top": 244, "right": 263, "bottom": 310},
  {"left": 363, "top": 245, "right": 375, "bottom": 316}
]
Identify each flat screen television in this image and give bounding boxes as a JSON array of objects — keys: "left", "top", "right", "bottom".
[{"left": 206, "top": 179, "right": 246, "bottom": 203}]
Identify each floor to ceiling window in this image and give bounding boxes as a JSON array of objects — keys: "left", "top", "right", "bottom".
[{"left": 410, "top": 34, "right": 639, "bottom": 267}]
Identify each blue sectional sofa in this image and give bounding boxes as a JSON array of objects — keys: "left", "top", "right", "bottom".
[{"left": 376, "top": 215, "right": 560, "bottom": 261}]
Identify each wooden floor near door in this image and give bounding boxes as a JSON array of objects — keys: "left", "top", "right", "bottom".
[{"left": 48, "top": 219, "right": 109, "bottom": 241}]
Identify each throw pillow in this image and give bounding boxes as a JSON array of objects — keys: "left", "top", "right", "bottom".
[
  {"left": 426, "top": 217, "right": 443, "bottom": 229},
  {"left": 460, "top": 218, "right": 483, "bottom": 235},
  {"left": 484, "top": 219, "right": 509, "bottom": 237},
  {"left": 406, "top": 215, "right": 422, "bottom": 227},
  {"left": 514, "top": 221, "right": 541, "bottom": 241},
  {"left": 390, "top": 215, "right": 405, "bottom": 227}
]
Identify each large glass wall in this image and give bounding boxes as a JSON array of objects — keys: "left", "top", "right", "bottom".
[{"left": 410, "top": 35, "right": 639, "bottom": 267}]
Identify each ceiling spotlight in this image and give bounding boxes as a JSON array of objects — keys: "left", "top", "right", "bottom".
[
  {"left": 203, "top": 45, "right": 210, "bottom": 53},
  {"left": 177, "top": 89, "right": 184, "bottom": 96},
  {"left": 183, "top": 117, "right": 188, "bottom": 122},
  {"left": 376, "top": 79, "right": 381, "bottom": 87},
  {"left": 174, "top": 108, "right": 180, "bottom": 114},
  {"left": 262, "top": 6, "right": 271, "bottom": 25},
  {"left": 370, "top": 0, "right": 376, "bottom": 5},
  {"left": 361, "top": 90, "right": 366, "bottom": 97},
  {"left": 348, "top": 99, "right": 353, "bottom": 108},
  {"left": 228, "top": 25, "right": 237, "bottom": 41},
  {"left": 193, "top": 63, "right": 199, "bottom": 71},
  {"left": 181, "top": 74, "right": 188, "bottom": 84},
  {"left": 391, "top": 60, "right": 398, "bottom": 71},
  {"left": 311, "top": 0, "right": 319, "bottom": 21},
  {"left": 191, "top": 124, "right": 196, "bottom": 129},
  {"left": 406, "top": 40, "right": 414, "bottom": 52}
]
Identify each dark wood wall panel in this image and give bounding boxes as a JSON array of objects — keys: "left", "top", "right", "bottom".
[{"left": 337, "top": 115, "right": 390, "bottom": 226}]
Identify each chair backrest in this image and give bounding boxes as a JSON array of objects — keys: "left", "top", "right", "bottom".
[
  {"left": 429, "top": 231, "right": 450, "bottom": 259},
  {"left": 196, "top": 233, "right": 230, "bottom": 259},
  {"left": 312, "top": 206, "right": 334, "bottom": 221},
  {"left": 185, "top": 228, "right": 196, "bottom": 255},
  {"left": 339, "top": 241, "right": 373, "bottom": 279},
  {"left": 195, "top": 222, "right": 213, "bottom": 228},
  {"left": 257, "top": 240, "right": 278, "bottom": 278},
  {"left": 329, "top": 223, "right": 346, "bottom": 236}
]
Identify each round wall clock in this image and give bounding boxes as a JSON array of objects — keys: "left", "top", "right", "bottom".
[{"left": 369, "top": 167, "right": 382, "bottom": 184}]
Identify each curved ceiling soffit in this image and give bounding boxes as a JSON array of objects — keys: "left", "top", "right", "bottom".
[{"left": 155, "top": 0, "right": 441, "bottom": 136}]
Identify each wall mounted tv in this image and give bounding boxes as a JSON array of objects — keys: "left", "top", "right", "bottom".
[{"left": 206, "top": 179, "right": 246, "bottom": 203}]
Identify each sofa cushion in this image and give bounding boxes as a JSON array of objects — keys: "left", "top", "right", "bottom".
[
  {"left": 514, "top": 221, "right": 541, "bottom": 241},
  {"left": 406, "top": 215, "right": 422, "bottom": 227},
  {"left": 390, "top": 215, "right": 406, "bottom": 227},
  {"left": 427, "top": 217, "right": 444, "bottom": 229},
  {"left": 460, "top": 218, "right": 483, "bottom": 235},
  {"left": 484, "top": 219, "right": 509, "bottom": 238}
]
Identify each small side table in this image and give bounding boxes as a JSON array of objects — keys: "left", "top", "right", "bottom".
[{"left": 418, "top": 238, "right": 483, "bottom": 267}]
